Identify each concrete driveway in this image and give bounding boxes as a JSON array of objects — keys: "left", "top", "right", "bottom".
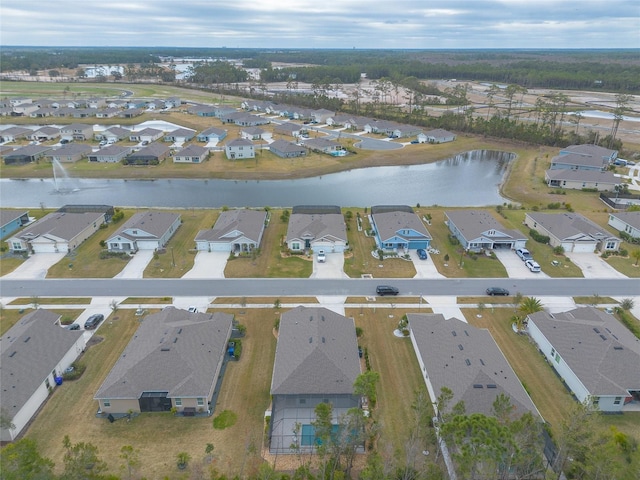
[
  {"left": 565, "top": 252, "right": 628, "bottom": 278},
  {"left": 410, "top": 250, "right": 445, "bottom": 278},
  {"left": 182, "top": 251, "right": 228, "bottom": 278},
  {"left": 494, "top": 250, "right": 549, "bottom": 278},
  {"left": 113, "top": 251, "right": 154, "bottom": 279},
  {"left": 2, "top": 253, "right": 66, "bottom": 279},
  {"left": 310, "top": 252, "right": 347, "bottom": 279}
]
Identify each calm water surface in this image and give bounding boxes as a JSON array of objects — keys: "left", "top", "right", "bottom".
[{"left": 1, "top": 150, "right": 514, "bottom": 208}]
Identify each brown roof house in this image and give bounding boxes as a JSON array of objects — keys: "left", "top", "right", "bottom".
[
  {"left": 1, "top": 310, "right": 85, "bottom": 441},
  {"left": 527, "top": 307, "right": 640, "bottom": 412},
  {"left": 408, "top": 313, "right": 540, "bottom": 418},
  {"left": 95, "top": 308, "right": 233, "bottom": 416},
  {"left": 524, "top": 212, "right": 621, "bottom": 253},
  {"left": 106, "top": 211, "right": 181, "bottom": 252},
  {"left": 6, "top": 211, "right": 106, "bottom": 254},
  {"left": 195, "top": 209, "right": 267, "bottom": 253},
  {"left": 268, "top": 306, "right": 362, "bottom": 454},
  {"left": 285, "top": 205, "right": 348, "bottom": 253}
]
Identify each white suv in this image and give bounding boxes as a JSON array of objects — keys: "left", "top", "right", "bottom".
[
  {"left": 317, "top": 250, "right": 326, "bottom": 263},
  {"left": 525, "top": 259, "right": 541, "bottom": 272}
]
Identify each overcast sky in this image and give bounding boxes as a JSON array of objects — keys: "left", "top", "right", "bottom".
[{"left": 1, "top": 0, "right": 638, "bottom": 49}]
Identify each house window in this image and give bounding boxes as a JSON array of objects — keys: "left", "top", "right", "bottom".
[
  {"left": 614, "top": 397, "right": 622, "bottom": 405},
  {"left": 299, "top": 399, "right": 306, "bottom": 405},
  {"left": 11, "top": 242, "right": 22, "bottom": 250},
  {"left": 175, "top": 398, "right": 182, "bottom": 406},
  {"left": 104, "top": 399, "right": 111, "bottom": 407},
  {"left": 291, "top": 242, "right": 300, "bottom": 250},
  {"left": 550, "top": 348, "right": 555, "bottom": 357},
  {"left": 197, "top": 398, "right": 204, "bottom": 406},
  {"left": 555, "top": 353, "right": 560, "bottom": 364},
  {"left": 592, "top": 397, "right": 600, "bottom": 407},
  {"left": 605, "top": 241, "right": 616, "bottom": 250}
]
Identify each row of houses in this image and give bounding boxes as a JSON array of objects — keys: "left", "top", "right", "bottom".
[
  {"left": 1, "top": 96, "right": 181, "bottom": 118},
  {"left": 5, "top": 205, "right": 637, "bottom": 257},
  {"left": 545, "top": 144, "right": 621, "bottom": 192}
]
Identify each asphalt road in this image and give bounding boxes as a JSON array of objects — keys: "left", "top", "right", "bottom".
[{"left": 2, "top": 278, "right": 638, "bottom": 298}]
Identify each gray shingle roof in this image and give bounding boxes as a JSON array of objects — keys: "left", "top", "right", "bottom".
[
  {"left": 551, "top": 153, "right": 604, "bottom": 168},
  {"left": 526, "top": 212, "right": 619, "bottom": 242},
  {"left": 563, "top": 144, "right": 617, "bottom": 159},
  {"left": 445, "top": 210, "right": 526, "bottom": 243},
  {"left": 610, "top": 211, "right": 640, "bottom": 231},
  {"left": 1, "top": 310, "right": 84, "bottom": 418},
  {"left": 175, "top": 144, "right": 208, "bottom": 157},
  {"left": 371, "top": 206, "right": 431, "bottom": 242},
  {"left": 0, "top": 209, "right": 28, "bottom": 228},
  {"left": 545, "top": 169, "right": 618, "bottom": 184},
  {"left": 95, "top": 308, "right": 233, "bottom": 400},
  {"left": 111, "top": 211, "right": 180, "bottom": 241},
  {"left": 528, "top": 307, "right": 640, "bottom": 396},
  {"left": 12, "top": 211, "right": 104, "bottom": 242},
  {"left": 286, "top": 208, "right": 347, "bottom": 245},
  {"left": 271, "top": 307, "right": 361, "bottom": 395},
  {"left": 409, "top": 314, "right": 539, "bottom": 418},
  {"left": 195, "top": 209, "right": 267, "bottom": 244}
]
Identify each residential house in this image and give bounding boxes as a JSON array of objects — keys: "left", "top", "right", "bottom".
[
  {"left": 1, "top": 309, "right": 85, "bottom": 442},
  {"left": 95, "top": 107, "right": 121, "bottom": 119},
  {"left": 0, "top": 209, "right": 30, "bottom": 239},
  {"left": 164, "top": 97, "right": 181, "bottom": 109},
  {"left": 445, "top": 210, "right": 528, "bottom": 252},
  {"left": 197, "top": 127, "right": 227, "bottom": 143},
  {"left": 559, "top": 144, "right": 618, "bottom": 164},
  {"left": 6, "top": 211, "right": 106, "bottom": 254},
  {"left": 608, "top": 211, "right": 640, "bottom": 239},
  {"left": 364, "top": 119, "right": 398, "bottom": 135},
  {"left": 370, "top": 205, "right": 431, "bottom": 251},
  {"left": 70, "top": 108, "right": 96, "bottom": 119},
  {"left": 129, "top": 127, "right": 163, "bottom": 143},
  {"left": 98, "top": 126, "right": 130, "bottom": 143},
  {"left": 274, "top": 122, "right": 306, "bottom": 138},
  {"left": 225, "top": 138, "right": 255, "bottom": 160},
  {"left": 390, "top": 124, "right": 423, "bottom": 139},
  {"left": 188, "top": 104, "right": 218, "bottom": 117},
  {"left": 195, "top": 209, "right": 267, "bottom": 253},
  {"left": 241, "top": 127, "right": 272, "bottom": 142},
  {"left": 95, "top": 308, "right": 233, "bottom": 415},
  {"left": 232, "top": 113, "right": 270, "bottom": 127},
  {"left": 418, "top": 128, "right": 456, "bottom": 144},
  {"left": 409, "top": 313, "right": 540, "bottom": 418},
  {"left": 544, "top": 169, "right": 619, "bottom": 191},
  {"left": 268, "top": 306, "right": 362, "bottom": 454},
  {"left": 2, "top": 145, "right": 53, "bottom": 165},
  {"left": 173, "top": 144, "right": 209, "bottom": 164},
  {"left": 86, "top": 97, "right": 107, "bottom": 109},
  {"left": 164, "top": 128, "right": 196, "bottom": 143},
  {"left": 285, "top": 205, "right": 348, "bottom": 253},
  {"left": 524, "top": 212, "right": 621, "bottom": 252},
  {"left": 29, "top": 126, "right": 60, "bottom": 141},
  {"left": 302, "top": 137, "right": 342, "bottom": 154},
  {"left": 119, "top": 108, "right": 143, "bottom": 118},
  {"left": 214, "top": 106, "right": 239, "bottom": 120},
  {"left": 310, "top": 109, "right": 335, "bottom": 124},
  {"left": 269, "top": 139, "right": 307, "bottom": 158},
  {"left": 60, "top": 123, "right": 94, "bottom": 141},
  {"left": 527, "top": 307, "right": 640, "bottom": 412},
  {"left": 48, "top": 143, "right": 92, "bottom": 163},
  {"left": 28, "top": 107, "right": 57, "bottom": 118},
  {"left": 549, "top": 153, "right": 608, "bottom": 171},
  {"left": 12, "top": 103, "right": 39, "bottom": 116},
  {"left": 123, "top": 143, "right": 171, "bottom": 165},
  {"left": 88, "top": 145, "right": 131, "bottom": 163},
  {"left": 106, "top": 210, "right": 181, "bottom": 252},
  {"left": 0, "top": 126, "right": 32, "bottom": 142}
]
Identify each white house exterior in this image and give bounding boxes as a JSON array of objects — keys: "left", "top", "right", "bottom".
[
  {"left": 527, "top": 307, "right": 640, "bottom": 412},
  {"left": 6, "top": 211, "right": 106, "bottom": 254},
  {"left": 225, "top": 138, "right": 255, "bottom": 160},
  {"left": 445, "top": 210, "right": 527, "bottom": 252},
  {"left": 195, "top": 209, "right": 268, "bottom": 253},
  {"left": 173, "top": 144, "right": 209, "bottom": 163},
  {"left": 1, "top": 310, "right": 86, "bottom": 442},
  {"left": 107, "top": 211, "right": 181, "bottom": 252},
  {"left": 524, "top": 212, "right": 621, "bottom": 252},
  {"left": 608, "top": 211, "right": 640, "bottom": 239},
  {"left": 418, "top": 129, "right": 456, "bottom": 144},
  {"left": 285, "top": 205, "right": 348, "bottom": 253}
]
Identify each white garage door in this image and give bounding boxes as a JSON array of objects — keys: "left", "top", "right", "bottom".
[
  {"left": 210, "top": 243, "right": 231, "bottom": 252},
  {"left": 572, "top": 242, "right": 596, "bottom": 253},
  {"left": 32, "top": 243, "right": 67, "bottom": 253}
]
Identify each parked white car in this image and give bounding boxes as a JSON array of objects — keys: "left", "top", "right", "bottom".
[
  {"left": 317, "top": 250, "right": 326, "bottom": 263},
  {"left": 516, "top": 248, "right": 533, "bottom": 261},
  {"left": 525, "top": 259, "right": 541, "bottom": 272}
]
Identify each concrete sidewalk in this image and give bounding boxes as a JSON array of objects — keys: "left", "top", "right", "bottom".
[
  {"left": 113, "top": 251, "right": 154, "bottom": 279},
  {"left": 2, "top": 253, "right": 65, "bottom": 279},
  {"left": 565, "top": 252, "right": 627, "bottom": 279}
]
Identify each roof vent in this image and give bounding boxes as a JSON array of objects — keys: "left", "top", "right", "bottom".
[
  {"left": 473, "top": 384, "right": 483, "bottom": 389},
  {"left": 9, "top": 351, "right": 16, "bottom": 358},
  {"left": 480, "top": 359, "right": 485, "bottom": 366},
  {"left": 321, "top": 315, "right": 325, "bottom": 321},
  {"left": 487, "top": 384, "right": 497, "bottom": 389},
  {"left": 310, "top": 316, "right": 313, "bottom": 321},
  {"left": 178, "top": 328, "right": 182, "bottom": 334},
  {"left": 173, "top": 338, "right": 178, "bottom": 343},
  {"left": 451, "top": 331, "right": 457, "bottom": 337},
  {"left": 24, "top": 336, "right": 31, "bottom": 343},
  {"left": 593, "top": 327, "right": 600, "bottom": 333},
  {"left": 613, "top": 346, "right": 623, "bottom": 350},
  {"left": 161, "top": 347, "right": 170, "bottom": 352},
  {"left": 309, "top": 337, "right": 312, "bottom": 343},
  {"left": 465, "top": 359, "right": 471, "bottom": 366},
  {"left": 458, "top": 344, "right": 464, "bottom": 351},
  {"left": 322, "top": 337, "right": 325, "bottom": 343},
  {"left": 599, "top": 334, "right": 607, "bottom": 341},
  {"left": 464, "top": 330, "right": 469, "bottom": 336}
]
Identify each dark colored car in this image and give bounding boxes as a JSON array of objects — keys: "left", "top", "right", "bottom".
[
  {"left": 84, "top": 314, "right": 104, "bottom": 330},
  {"left": 64, "top": 323, "right": 80, "bottom": 330},
  {"left": 486, "top": 287, "right": 510, "bottom": 296},
  {"left": 376, "top": 285, "right": 399, "bottom": 296},
  {"left": 417, "top": 248, "right": 428, "bottom": 260}
]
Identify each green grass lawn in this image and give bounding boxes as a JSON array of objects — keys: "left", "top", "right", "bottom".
[{"left": 605, "top": 254, "right": 640, "bottom": 277}]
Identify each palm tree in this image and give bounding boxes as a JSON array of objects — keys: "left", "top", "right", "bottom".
[
  {"left": 631, "top": 249, "right": 640, "bottom": 266},
  {"left": 519, "top": 296, "right": 543, "bottom": 315},
  {"left": 620, "top": 298, "right": 635, "bottom": 311}
]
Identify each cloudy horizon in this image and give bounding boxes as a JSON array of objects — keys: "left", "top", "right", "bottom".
[{"left": 1, "top": 0, "right": 639, "bottom": 50}]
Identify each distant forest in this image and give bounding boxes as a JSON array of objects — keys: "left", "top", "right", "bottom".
[{"left": 1, "top": 46, "right": 639, "bottom": 92}]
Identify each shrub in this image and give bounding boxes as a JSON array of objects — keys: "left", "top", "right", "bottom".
[
  {"left": 448, "top": 234, "right": 460, "bottom": 246},
  {"left": 213, "top": 410, "right": 238, "bottom": 430},
  {"left": 553, "top": 245, "right": 565, "bottom": 255},
  {"left": 62, "top": 362, "right": 86, "bottom": 381},
  {"left": 529, "top": 229, "right": 550, "bottom": 244},
  {"left": 547, "top": 202, "right": 561, "bottom": 210}
]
